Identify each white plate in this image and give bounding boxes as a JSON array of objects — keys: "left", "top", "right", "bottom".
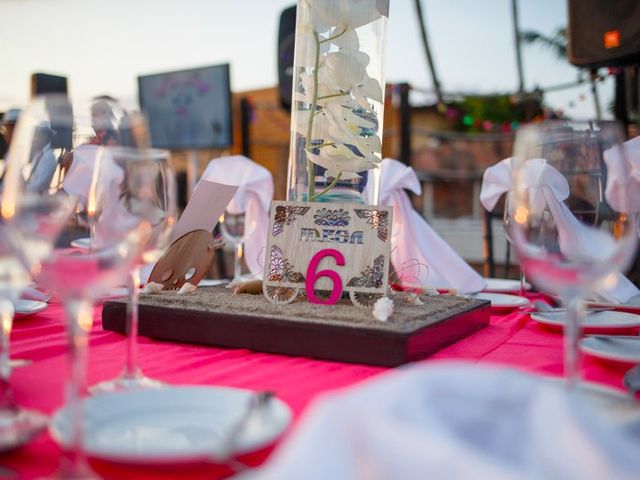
[
  {"left": 580, "top": 335, "right": 640, "bottom": 364},
  {"left": 70, "top": 237, "right": 91, "bottom": 249},
  {"left": 14, "top": 299, "right": 47, "bottom": 317},
  {"left": 483, "top": 278, "right": 531, "bottom": 293},
  {"left": 531, "top": 310, "right": 640, "bottom": 330},
  {"left": 473, "top": 292, "right": 530, "bottom": 309},
  {"left": 50, "top": 386, "right": 292, "bottom": 465}
]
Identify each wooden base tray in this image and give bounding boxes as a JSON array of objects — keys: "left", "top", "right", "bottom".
[{"left": 102, "top": 286, "right": 490, "bottom": 367}]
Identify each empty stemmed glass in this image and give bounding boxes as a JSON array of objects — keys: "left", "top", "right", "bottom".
[
  {"left": 90, "top": 143, "right": 177, "bottom": 393},
  {"left": 220, "top": 209, "right": 246, "bottom": 285},
  {"left": 502, "top": 197, "right": 529, "bottom": 297},
  {"left": 0, "top": 228, "right": 48, "bottom": 451},
  {"left": 506, "top": 120, "right": 638, "bottom": 388},
  {"left": 2, "top": 94, "right": 164, "bottom": 478}
]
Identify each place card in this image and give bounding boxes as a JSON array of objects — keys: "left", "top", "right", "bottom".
[
  {"left": 263, "top": 200, "right": 393, "bottom": 307},
  {"left": 171, "top": 179, "right": 238, "bottom": 241}
]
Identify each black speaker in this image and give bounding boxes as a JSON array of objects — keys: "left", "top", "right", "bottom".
[
  {"left": 31, "top": 73, "right": 72, "bottom": 148},
  {"left": 277, "top": 5, "right": 296, "bottom": 111},
  {"left": 31, "top": 73, "right": 68, "bottom": 97},
  {"left": 568, "top": 0, "right": 640, "bottom": 68},
  {"left": 43, "top": 95, "right": 73, "bottom": 150}
]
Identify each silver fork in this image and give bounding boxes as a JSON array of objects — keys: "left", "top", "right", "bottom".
[{"left": 212, "top": 390, "right": 274, "bottom": 471}]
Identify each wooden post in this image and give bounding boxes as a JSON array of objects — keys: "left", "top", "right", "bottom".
[
  {"left": 240, "top": 97, "right": 251, "bottom": 158},
  {"left": 511, "top": 0, "right": 525, "bottom": 93},
  {"left": 399, "top": 83, "right": 412, "bottom": 166},
  {"left": 414, "top": 0, "right": 443, "bottom": 104},
  {"left": 482, "top": 208, "right": 495, "bottom": 278}
]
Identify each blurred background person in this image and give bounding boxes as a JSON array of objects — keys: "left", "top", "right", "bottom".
[
  {"left": 60, "top": 96, "right": 121, "bottom": 171},
  {"left": 0, "top": 108, "right": 21, "bottom": 160}
]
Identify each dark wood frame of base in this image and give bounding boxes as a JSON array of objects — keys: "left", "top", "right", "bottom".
[{"left": 102, "top": 299, "right": 491, "bottom": 367}]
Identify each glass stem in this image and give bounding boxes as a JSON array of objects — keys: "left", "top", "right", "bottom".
[
  {"left": 563, "top": 295, "right": 583, "bottom": 390},
  {"left": 61, "top": 298, "right": 93, "bottom": 476},
  {"left": 0, "top": 300, "right": 14, "bottom": 410},
  {"left": 234, "top": 243, "right": 243, "bottom": 281},
  {"left": 124, "top": 267, "right": 140, "bottom": 379},
  {"left": 519, "top": 268, "right": 526, "bottom": 297}
]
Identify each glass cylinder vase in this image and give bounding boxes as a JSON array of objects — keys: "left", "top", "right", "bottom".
[{"left": 287, "top": 0, "right": 389, "bottom": 205}]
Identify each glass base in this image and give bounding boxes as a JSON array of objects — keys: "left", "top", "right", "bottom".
[
  {"left": 0, "top": 407, "right": 48, "bottom": 452},
  {"left": 44, "top": 461, "right": 101, "bottom": 480},
  {"left": 89, "top": 370, "right": 164, "bottom": 396}
]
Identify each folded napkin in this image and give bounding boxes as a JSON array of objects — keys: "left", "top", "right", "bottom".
[
  {"left": 480, "top": 157, "right": 569, "bottom": 213},
  {"left": 64, "top": 146, "right": 166, "bottom": 251},
  {"left": 201, "top": 155, "right": 274, "bottom": 276},
  {"left": 249, "top": 363, "right": 640, "bottom": 480},
  {"left": 62, "top": 144, "right": 101, "bottom": 200},
  {"left": 375, "top": 159, "right": 485, "bottom": 293},
  {"left": 603, "top": 135, "right": 640, "bottom": 213},
  {"left": 480, "top": 157, "right": 640, "bottom": 303}
]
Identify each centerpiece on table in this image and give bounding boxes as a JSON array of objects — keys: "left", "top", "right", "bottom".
[{"left": 263, "top": 0, "right": 392, "bottom": 307}]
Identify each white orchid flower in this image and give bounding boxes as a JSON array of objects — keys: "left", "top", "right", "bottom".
[
  {"left": 309, "top": 0, "right": 381, "bottom": 32},
  {"left": 294, "top": 71, "right": 338, "bottom": 105},
  {"left": 351, "top": 76, "right": 384, "bottom": 109},
  {"left": 323, "top": 51, "right": 369, "bottom": 91},
  {"left": 294, "top": 108, "right": 331, "bottom": 136},
  {"left": 324, "top": 103, "right": 381, "bottom": 158},
  {"left": 307, "top": 145, "right": 371, "bottom": 180},
  {"left": 331, "top": 27, "right": 360, "bottom": 50}
]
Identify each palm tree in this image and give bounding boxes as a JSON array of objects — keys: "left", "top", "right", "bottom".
[
  {"left": 414, "top": 0, "right": 443, "bottom": 103},
  {"left": 519, "top": 27, "right": 602, "bottom": 119}
]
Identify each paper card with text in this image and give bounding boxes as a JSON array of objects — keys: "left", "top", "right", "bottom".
[{"left": 263, "top": 200, "right": 392, "bottom": 307}]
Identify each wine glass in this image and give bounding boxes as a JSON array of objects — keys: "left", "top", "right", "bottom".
[
  {"left": 219, "top": 208, "right": 246, "bottom": 285},
  {"left": 506, "top": 120, "right": 638, "bottom": 388},
  {"left": 2, "top": 94, "right": 162, "bottom": 478},
  {"left": 90, "top": 140, "right": 177, "bottom": 393},
  {"left": 0, "top": 227, "right": 48, "bottom": 452},
  {"left": 502, "top": 197, "right": 528, "bottom": 297}
]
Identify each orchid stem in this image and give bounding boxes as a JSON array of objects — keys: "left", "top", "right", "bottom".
[
  {"left": 318, "top": 93, "right": 348, "bottom": 101},
  {"left": 320, "top": 27, "right": 348, "bottom": 44},
  {"left": 305, "top": 31, "right": 321, "bottom": 201},
  {"left": 311, "top": 172, "right": 342, "bottom": 201},
  {"left": 311, "top": 142, "right": 335, "bottom": 149}
]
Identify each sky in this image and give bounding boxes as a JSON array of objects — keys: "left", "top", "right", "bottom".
[{"left": 0, "top": 0, "right": 612, "bottom": 119}]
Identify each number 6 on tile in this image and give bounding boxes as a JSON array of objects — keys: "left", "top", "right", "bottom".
[{"left": 306, "top": 249, "right": 345, "bottom": 305}]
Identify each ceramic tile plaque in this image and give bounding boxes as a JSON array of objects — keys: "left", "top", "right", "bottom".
[{"left": 263, "top": 201, "right": 393, "bottom": 307}]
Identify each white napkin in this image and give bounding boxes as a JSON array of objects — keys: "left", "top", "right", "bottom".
[
  {"left": 201, "top": 155, "right": 273, "bottom": 276},
  {"left": 62, "top": 144, "right": 101, "bottom": 200},
  {"left": 480, "top": 157, "right": 639, "bottom": 303},
  {"left": 376, "top": 159, "right": 485, "bottom": 293},
  {"left": 603, "top": 135, "right": 640, "bottom": 213},
  {"left": 63, "top": 146, "right": 165, "bottom": 251},
  {"left": 248, "top": 363, "right": 640, "bottom": 480},
  {"left": 480, "top": 157, "right": 569, "bottom": 212}
]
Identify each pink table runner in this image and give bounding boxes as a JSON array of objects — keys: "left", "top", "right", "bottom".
[{"left": 2, "top": 298, "right": 635, "bottom": 479}]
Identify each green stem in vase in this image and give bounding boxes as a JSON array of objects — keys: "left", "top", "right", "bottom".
[
  {"left": 305, "top": 31, "right": 321, "bottom": 201},
  {"left": 310, "top": 171, "right": 342, "bottom": 202},
  {"left": 320, "top": 27, "right": 348, "bottom": 44}
]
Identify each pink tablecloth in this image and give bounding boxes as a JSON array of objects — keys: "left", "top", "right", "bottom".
[{"left": 2, "top": 297, "right": 635, "bottom": 479}]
